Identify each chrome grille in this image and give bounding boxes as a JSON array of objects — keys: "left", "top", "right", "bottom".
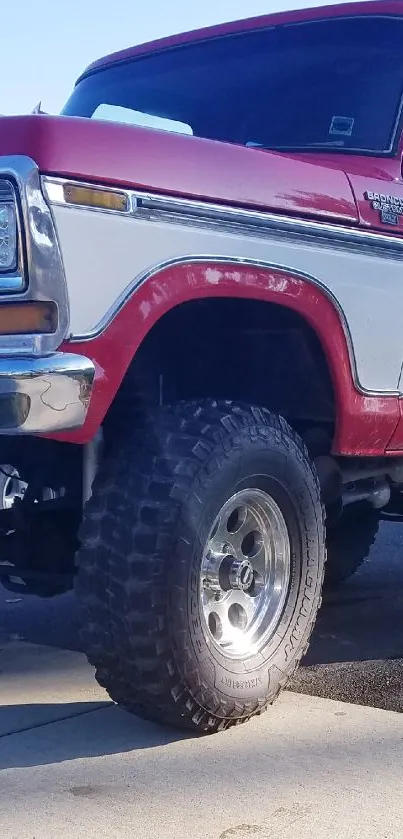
[
  {"left": 0, "top": 180, "right": 13, "bottom": 200},
  {"left": 0, "top": 178, "right": 24, "bottom": 293}
]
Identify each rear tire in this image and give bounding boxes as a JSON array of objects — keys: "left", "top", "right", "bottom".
[
  {"left": 325, "top": 503, "right": 380, "bottom": 587},
  {"left": 75, "top": 401, "right": 325, "bottom": 732}
]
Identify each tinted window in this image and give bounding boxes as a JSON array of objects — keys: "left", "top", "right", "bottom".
[{"left": 63, "top": 16, "right": 403, "bottom": 153}]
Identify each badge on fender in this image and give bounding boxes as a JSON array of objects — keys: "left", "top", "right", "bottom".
[{"left": 364, "top": 190, "right": 403, "bottom": 226}]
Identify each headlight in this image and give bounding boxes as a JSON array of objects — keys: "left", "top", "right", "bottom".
[{"left": 0, "top": 181, "right": 17, "bottom": 272}]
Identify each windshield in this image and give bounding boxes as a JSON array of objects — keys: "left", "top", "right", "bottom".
[{"left": 63, "top": 16, "right": 403, "bottom": 155}]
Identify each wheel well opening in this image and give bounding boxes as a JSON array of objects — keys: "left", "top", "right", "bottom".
[{"left": 104, "top": 297, "right": 336, "bottom": 449}]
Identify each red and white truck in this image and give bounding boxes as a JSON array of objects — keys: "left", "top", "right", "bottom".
[{"left": 0, "top": 0, "right": 402, "bottom": 731}]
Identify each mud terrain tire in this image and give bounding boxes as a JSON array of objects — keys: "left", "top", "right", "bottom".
[
  {"left": 75, "top": 401, "right": 325, "bottom": 732},
  {"left": 325, "top": 503, "right": 380, "bottom": 587}
]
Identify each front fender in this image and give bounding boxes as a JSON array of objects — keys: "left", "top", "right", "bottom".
[{"left": 53, "top": 259, "right": 400, "bottom": 456}]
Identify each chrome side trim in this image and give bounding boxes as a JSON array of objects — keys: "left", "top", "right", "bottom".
[
  {"left": 71, "top": 252, "right": 352, "bottom": 340},
  {"left": 0, "top": 157, "right": 69, "bottom": 355},
  {"left": 42, "top": 175, "right": 403, "bottom": 398},
  {"left": 0, "top": 353, "right": 95, "bottom": 434},
  {"left": 42, "top": 174, "right": 403, "bottom": 260},
  {"left": 70, "top": 252, "right": 397, "bottom": 399}
]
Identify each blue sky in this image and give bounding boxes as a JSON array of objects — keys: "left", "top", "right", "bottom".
[{"left": 2, "top": 0, "right": 339, "bottom": 115}]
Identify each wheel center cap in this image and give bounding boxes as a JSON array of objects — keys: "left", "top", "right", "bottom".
[{"left": 228, "top": 558, "right": 254, "bottom": 591}]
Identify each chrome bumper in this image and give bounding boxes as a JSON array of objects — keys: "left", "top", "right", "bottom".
[{"left": 0, "top": 353, "right": 95, "bottom": 434}]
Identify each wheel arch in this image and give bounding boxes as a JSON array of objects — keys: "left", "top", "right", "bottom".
[{"left": 58, "top": 259, "right": 400, "bottom": 455}]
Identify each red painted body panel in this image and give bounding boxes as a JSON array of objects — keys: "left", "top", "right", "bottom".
[
  {"left": 0, "top": 116, "right": 357, "bottom": 223},
  {"left": 85, "top": 1, "right": 403, "bottom": 77},
  {"left": 294, "top": 154, "right": 403, "bottom": 231},
  {"left": 386, "top": 398, "right": 403, "bottom": 452},
  {"left": 49, "top": 262, "right": 400, "bottom": 456},
  {"left": 349, "top": 170, "right": 403, "bottom": 232},
  {"left": 3, "top": 0, "right": 403, "bottom": 456}
]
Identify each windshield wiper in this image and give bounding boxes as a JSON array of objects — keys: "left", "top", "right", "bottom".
[{"left": 246, "top": 142, "right": 346, "bottom": 152}]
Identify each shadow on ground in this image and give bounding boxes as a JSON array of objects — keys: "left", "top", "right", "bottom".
[
  {"left": 0, "top": 703, "right": 193, "bottom": 771},
  {"left": 1, "top": 522, "right": 403, "bottom": 716},
  {"left": 0, "top": 697, "right": 402, "bottom": 775}
]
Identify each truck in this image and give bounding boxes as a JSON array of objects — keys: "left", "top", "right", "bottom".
[{"left": 0, "top": 0, "right": 402, "bottom": 732}]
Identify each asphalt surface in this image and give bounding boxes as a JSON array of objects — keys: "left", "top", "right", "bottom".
[
  {"left": 1, "top": 519, "right": 402, "bottom": 712},
  {"left": 291, "top": 519, "right": 403, "bottom": 711}
]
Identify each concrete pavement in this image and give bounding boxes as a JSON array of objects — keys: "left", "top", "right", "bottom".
[
  {"left": 1, "top": 519, "right": 403, "bottom": 838},
  {"left": 1, "top": 641, "right": 403, "bottom": 839},
  {"left": 0, "top": 641, "right": 108, "bottom": 737}
]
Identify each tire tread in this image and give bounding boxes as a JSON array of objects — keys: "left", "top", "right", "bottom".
[{"left": 75, "top": 400, "right": 325, "bottom": 732}]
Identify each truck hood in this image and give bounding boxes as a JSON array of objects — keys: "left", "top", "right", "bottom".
[{"left": 0, "top": 115, "right": 358, "bottom": 225}]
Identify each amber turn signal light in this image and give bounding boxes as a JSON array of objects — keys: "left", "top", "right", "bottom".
[
  {"left": 63, "top": 184, "right": 129, "bottom": 212},
  {"left": 0, "top": 302, "right": 57, "bottom": 335}
]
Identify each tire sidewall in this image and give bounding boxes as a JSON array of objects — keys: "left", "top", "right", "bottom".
[{"left": 170, "top": 429, "right": 324, "bottom": 707}]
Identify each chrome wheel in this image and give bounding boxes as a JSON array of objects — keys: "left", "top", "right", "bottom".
[
  {"left": 0, "top": 463, "right": 58, "bottom": 511},
  {"left": 201, "top": 488, "right": 291, "bottom": 658},
  {"left": 0, "top": 465, "right": 27, "bottom": 510}
]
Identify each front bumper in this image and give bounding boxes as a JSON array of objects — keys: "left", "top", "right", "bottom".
[{"left": 0, "top": 353, "right": 95, "bottom": 434}]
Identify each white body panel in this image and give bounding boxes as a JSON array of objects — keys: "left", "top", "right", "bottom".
[{"left": 52, "top": 203, "right": 403, "bottom": 395}]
